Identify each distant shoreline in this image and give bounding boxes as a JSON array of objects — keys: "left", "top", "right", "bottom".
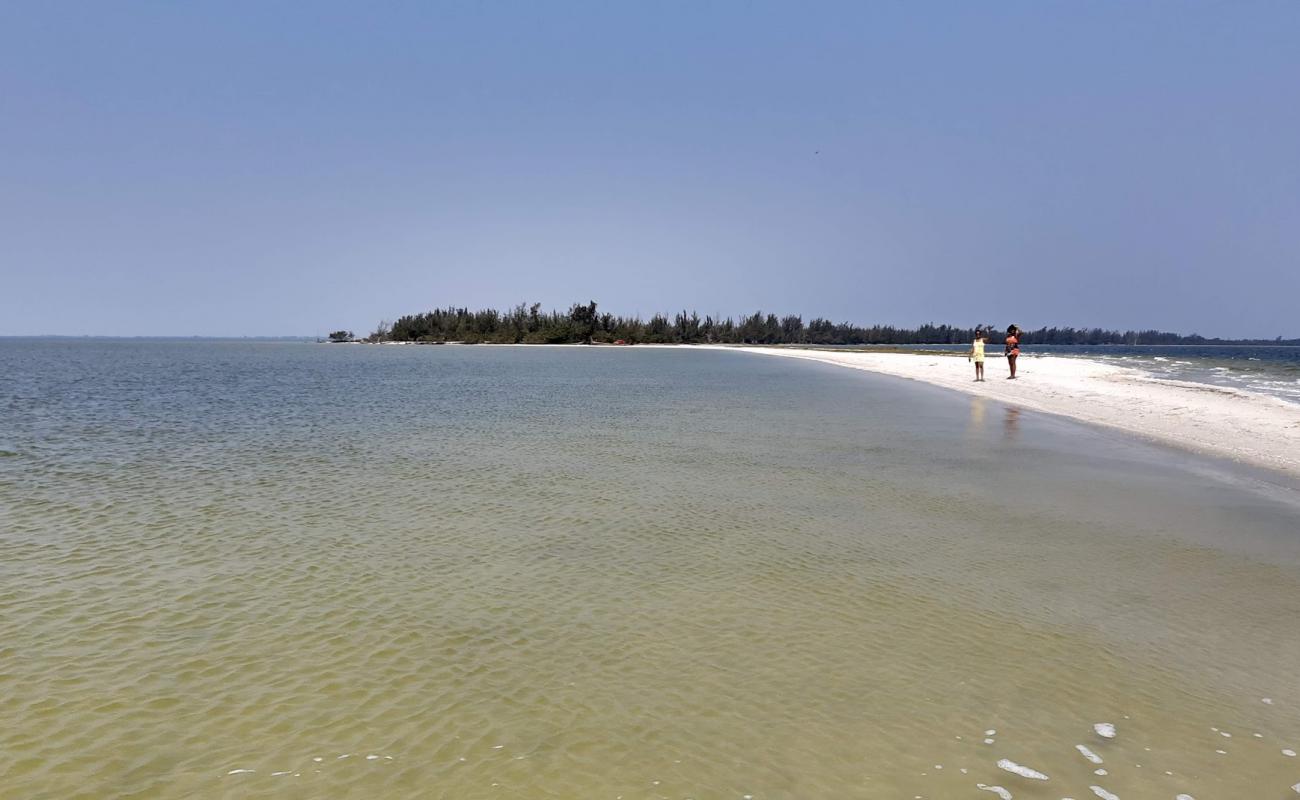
[
  {"left": 336, "top": 338, "right": 1300, "bottom": 478},
  {"left": 333, "top": 339, "right": 1300, "bottom": 350},
  {"left": 682, "top": 345, "right": 1300, "bottom": 480}
]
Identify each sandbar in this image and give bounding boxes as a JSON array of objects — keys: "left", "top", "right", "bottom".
[{"left": 694, "top": 345, "right": 1300, "bottom": 479}]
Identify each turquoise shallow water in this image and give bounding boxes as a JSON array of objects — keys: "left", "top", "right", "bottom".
[{"left": 2, "top": 340, "right": 1299, "bottom": 799}]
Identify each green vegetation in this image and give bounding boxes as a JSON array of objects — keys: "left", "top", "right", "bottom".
[
  {"left": 363, "top": 303, "right": 1299, "bottom": 346},
  {"left": 327, "top": 330, "right": 354, "bottom": 342}
]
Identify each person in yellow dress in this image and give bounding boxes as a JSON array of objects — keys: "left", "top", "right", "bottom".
[{"left": 969, "top": 329, "right": 987, "bottom": 381}]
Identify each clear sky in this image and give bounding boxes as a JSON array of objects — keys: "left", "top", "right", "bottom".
[{"left": 2, "top": 2, "right": 1297, "bottom": 338}]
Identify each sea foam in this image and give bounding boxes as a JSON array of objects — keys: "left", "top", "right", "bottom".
[
  {"left": 996, "top": 759, "right": 1048, "bottom": 780},
  {"left": 1076, "top": 744, "right": 1103, "bottom": 764}
]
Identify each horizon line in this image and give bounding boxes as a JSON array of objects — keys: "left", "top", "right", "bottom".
[{"left": 5, "top": 334, "right": 1299, "bottom": 344}]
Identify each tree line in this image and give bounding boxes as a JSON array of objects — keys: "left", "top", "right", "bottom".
[{"left": 363, "top": 302, "right": 1298, "bottom": 346}]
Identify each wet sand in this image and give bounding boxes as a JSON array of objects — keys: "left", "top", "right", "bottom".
[{"left": 696, "top": 345, "right": 1300, "bottom": 479}]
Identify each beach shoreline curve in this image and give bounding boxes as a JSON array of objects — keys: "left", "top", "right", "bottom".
[{"left": 680, "top": 344, "right": 1300, "bottom": 480}]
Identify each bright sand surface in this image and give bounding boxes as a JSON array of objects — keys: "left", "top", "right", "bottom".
[{"left": 694, "top": 345, "right": 1300, "bottom": 479}]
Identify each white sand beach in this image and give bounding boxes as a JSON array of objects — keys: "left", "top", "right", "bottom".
[{"left": 698, "top": 345, "right": 1300, "bottom": 479}]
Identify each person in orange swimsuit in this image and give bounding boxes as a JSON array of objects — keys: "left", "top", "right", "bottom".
[{"left": 1005, "top": 324, "right": 1020, "bottom": 379}]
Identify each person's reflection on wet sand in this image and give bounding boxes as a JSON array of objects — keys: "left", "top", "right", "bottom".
[
  {"left": 967, "top": 395, "right": 987, "bottom": 436},
  {"left": 1004, "top": 406, "right": 1022, "bottom": 440}
]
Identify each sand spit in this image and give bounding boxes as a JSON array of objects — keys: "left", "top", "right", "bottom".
[{"left": 685, "top": 346, "right": 1300, "bottom": 479}]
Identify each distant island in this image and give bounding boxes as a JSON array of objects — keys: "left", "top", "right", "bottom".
[{"left": 344, "top": 302, "right": 1299, "bottom": 347}]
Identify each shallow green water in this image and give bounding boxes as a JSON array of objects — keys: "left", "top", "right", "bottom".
[{"left": 2, "top": 341, "right": 1298, "bottom": 799}]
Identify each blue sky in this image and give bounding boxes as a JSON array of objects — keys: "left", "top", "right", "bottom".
[{"left": 2, "top": 2, "right": 1297, "bottom": 337}]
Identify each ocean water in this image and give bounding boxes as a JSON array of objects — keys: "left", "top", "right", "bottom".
[
  {"left": 2, "top": 339, "right": 1299, "bottom": 799},
  {"left": 850, "top": 343, "right": 1300, "bottom": 404}
]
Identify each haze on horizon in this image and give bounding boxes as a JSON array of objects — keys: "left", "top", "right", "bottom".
[{"left": 1, "top": 2, "right": 1297, "bottom": 339}]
